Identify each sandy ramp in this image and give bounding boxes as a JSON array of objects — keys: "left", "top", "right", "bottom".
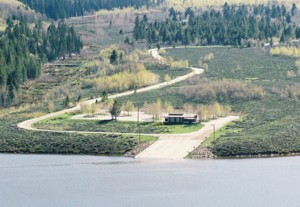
[
  {"left": 136, "top": 116, "right": 239, "bottom": 159},
  {"left": 136, "top": 140, "right": 201, "bottom": 159}
]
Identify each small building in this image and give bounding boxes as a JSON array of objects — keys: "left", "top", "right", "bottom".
[{"left": 164, "top": 114, "right": 198, "bottom": 124}]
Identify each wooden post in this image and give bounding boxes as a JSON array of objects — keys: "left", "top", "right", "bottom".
[
  {"left": 138, "top": 104, "right": 141, "bottom": 144},
  {"left": 212, "top": 124, "right": 216, "bottom": 141}
]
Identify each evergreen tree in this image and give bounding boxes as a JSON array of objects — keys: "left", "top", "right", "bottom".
[
  {"left": 64, "top": 95, "right": 70, "bottom": 107},
  {"left": 110, "top": 100, "right": 121, "bottom": 120},
  {"left": 110, "top": 50, "right": 118, "bottom": 64},
  {"left": 292, "top": 3, "right": 297, "bottom": 16},
  {"left": 133, "top": 5, "right": 299, "bottom": 47},
  {"left": 280, "top": 31, "right": 286, "bottom": 43},
  {"left": 101, "top": 91, "right": 108, "bottom": 103}
]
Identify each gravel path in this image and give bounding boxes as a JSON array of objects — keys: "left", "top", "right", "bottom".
[{"left": 135, "top": 116, "right": 239, "bottom": 159}]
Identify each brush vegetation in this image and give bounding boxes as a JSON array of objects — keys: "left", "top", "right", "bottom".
[{"left": 0, "top": 111, "right": 156, "bottom": 155}]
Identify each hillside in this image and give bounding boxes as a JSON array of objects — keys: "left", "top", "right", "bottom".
[
  {"left": 0, "top": 0, "right": 42, "bottom": 31},
  {"left": 165, "top": 0, "right": 299, "bottom": 10},
  {"left": 18, "top": 0, "right": 160, "bottom": 20},
  {"left": 0, "top": 0, "right": 22, "bottom": 31}
]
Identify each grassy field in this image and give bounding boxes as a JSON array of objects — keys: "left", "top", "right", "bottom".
[{"left": 33, "top": 113, "right": 204, "bottom": 134}]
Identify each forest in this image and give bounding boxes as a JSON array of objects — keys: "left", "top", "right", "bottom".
[
  {"left": 133, "top": 3, "right": 299, "bottom": 46},
  {"left": 0, "top": 18, "right": 82, "bottom": 106},
  {"left": 19, "top": 0, "right": 163, "bottom": 20}
]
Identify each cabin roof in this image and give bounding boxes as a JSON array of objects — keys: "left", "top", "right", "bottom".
[{"left": 165, "top": 113, "right": 197, "bottom": 118}]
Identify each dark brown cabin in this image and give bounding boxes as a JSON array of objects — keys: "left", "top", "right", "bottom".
[{"left": 164, "top": 114, "right": 198, "bottom": 124}]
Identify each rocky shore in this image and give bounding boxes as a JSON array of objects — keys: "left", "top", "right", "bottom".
[
  {"left": 186, "top": 145, "right": 216, "bottom": 159},
  {"left": 124, "top": 143, "right": 154, "bottom": 158}
]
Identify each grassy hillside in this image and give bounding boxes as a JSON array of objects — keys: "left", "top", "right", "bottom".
[
  {"left": 0, "top": 0, "right": 42, "bottom": 32},
  {"left": 167, "top": 47, "right": 300, "bottom": 157},
  {"left": 67, "top": 7, "right": 167, "bottom": 47},
  {"left": 117, "top": 46, "right": 300, "bottom": 157},
  {"left": 0, "top": 0, "right": 23, "bottom": 31}
]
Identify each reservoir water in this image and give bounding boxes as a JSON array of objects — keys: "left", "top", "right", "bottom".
[{"left": 1, "top": 154, "right": 300, "bottom": 207}]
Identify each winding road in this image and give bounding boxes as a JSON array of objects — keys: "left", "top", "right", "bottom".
[
  {"left": 18, "top": 48, "right": 239, "bottom": 159},
  {"left": 18, "top": 49, "right": 203, "bottom": 131}
]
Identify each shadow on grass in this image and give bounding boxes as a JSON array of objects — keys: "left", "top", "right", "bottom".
[{"left": 97, "top": 120, "right": 116, "bottom": 125}]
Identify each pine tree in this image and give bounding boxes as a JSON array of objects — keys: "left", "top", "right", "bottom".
[
  {"left": 110, "top": 50, "right": 118, "bottom": 64},
  {"left": 110, "top": 100, "right": 121, "bottom": 120},
  {"left": 292, "top": 3, "right": 297, "bottom": 16},
  {"left": 101, "top": 91, "right": 108, "bottom": 103},
  {"left": 280, "top": 31, "right": 286, "bottom": 43},
  {"left": 64, "top": 95, "right": 70, "bottom": 107}
]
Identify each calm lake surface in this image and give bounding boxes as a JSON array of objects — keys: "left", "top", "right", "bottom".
[{"left": 1, "top": 154, "right": 300, "bottom": 207}]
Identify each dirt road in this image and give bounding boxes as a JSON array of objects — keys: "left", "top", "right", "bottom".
[
  {"left": 17, "top": 47, "right": 238, "bottom": 159},
  {"left": 17, "top": 50, "right": 203, "bottom": 131}
]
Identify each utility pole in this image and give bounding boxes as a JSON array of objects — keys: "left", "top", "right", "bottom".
[
  {"left": 212, "top": 124, "right": 216, "bottom": 141},
  {"left": 137, "top": 104, "right": 141, "bottom": 144}
]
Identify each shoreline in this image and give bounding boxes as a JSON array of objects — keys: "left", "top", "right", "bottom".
[{"left": 1, "top": 151, "right": 300, "bottom": 160}]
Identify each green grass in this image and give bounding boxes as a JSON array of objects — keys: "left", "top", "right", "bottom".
[
  {"left": 202, "top": 123, "right": 242, "bottom": 147},
  {"left": 34, "top": 113, "right": 204, "bottom": 134},
  {"left": 139, "top": 135, "right": 158, "bottom": 143},
  {"left": 165, "top": 123, "right": 204, "bottom": 134}
]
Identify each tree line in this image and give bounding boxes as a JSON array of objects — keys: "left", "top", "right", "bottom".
[
  {"left": 0, "top": 18, "right": 82, "bottom": 106},
  {"left": 133, "top": 3, "right": 299, "bottom": 46},
  {"left": 19, "top": 0, "right": 162, "bottom": 20}
]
